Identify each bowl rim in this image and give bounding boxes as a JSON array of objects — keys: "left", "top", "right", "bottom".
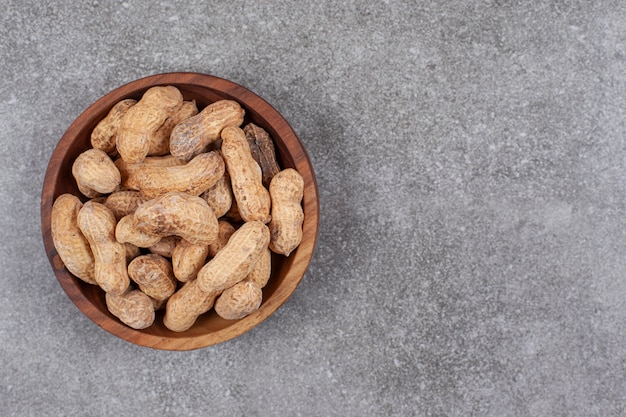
[{"left": 40, "top": 72, "right": 320, "bottom": 350}]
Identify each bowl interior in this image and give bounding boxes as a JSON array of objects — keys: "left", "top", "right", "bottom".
[{"left": 41, "top": 73, "right": 319, "bottom": 350}]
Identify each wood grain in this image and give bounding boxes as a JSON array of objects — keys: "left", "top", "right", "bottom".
[{"left": 41, "top": 72, "right": 319, "bottom": 350}]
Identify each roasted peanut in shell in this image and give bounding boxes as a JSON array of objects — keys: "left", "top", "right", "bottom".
[
  {"left": 221, "top": 126, "right": 271, "bottom": 223},
  {"left": 51, "top": 194, "right": 96, "bottom": 285},
  {"left": 163, "top": 279, "right": 218, "bottom": 332},
  {"left": 116, "top": 154, "right": 185, "bottom": 189},
  {"left": 72, "top": 148, "right": 121, "bottom": 196},
  {"left": 201, "top": 165, "right": 233, "bottom": 218},
  {"left": 213, "top": 247, "right": 271, "bottom": 320},
  {"left": 104, "top": 190, "right": 150, "bottom": 221},
  {"left": 244, "top": 123, "right": 281, "bottom": 188},
  {"left": 128, "top": 151, "right": 224, "bottom": 198},
  {"left": 169, "top": 99, "right": 244, "bottom": 162},
  {"left": 116, "top": 86, "right": 183, "bottom": 163},
  {"left": 76, "top": 201, "right": 130, "bottom": 295},
  {"left": 91, "top": 98, "right": 136, "bottom": 155},
  {"left": 214, "top": 280, "right": 263, "bottom": 320},
  {"left": 172, "top": 239, "right": 209, "bottom": 283},
  {"left": 197, "top": 221, "right": 270, "bottom": 294},
  {"left": 127, "top": 254, "right": 177, "bottom": 301},
  {"left": 106, "top": 288, "right": 155, "bottom": 330},
  {"left": 115, "top": 214, "right": 162, "bottom": 248},
  {"left": 149, "top": 100, "right": 198, "bottom": 156},
  {"left": 268, "top": 168, "right": 304, "bottom": 256},
  {"left": 133, "top": 191, "right": 219, "bottom": 245}
]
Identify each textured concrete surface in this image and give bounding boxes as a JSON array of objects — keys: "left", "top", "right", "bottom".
[{"left": 1, "top": 1, "right": 625, "bottom": 416}]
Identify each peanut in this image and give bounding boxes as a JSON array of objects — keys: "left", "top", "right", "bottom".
[
  {"left": 268, "top": 168, "right": 304, "bottom": 256},
  {"left": 133, "top": 191, "right": 219, "bottom": 245},
  {"left": 51, "top": 194, "right": 96, "bottom": 285},
  {"left": 148, "top": 235, "right": 181, "bottom": 258},
  {"left": 127, "top": 254, "right": 177, "bottom": 301},
  {"left": 201, "top": 167, "right": 233, "bottom": 218},
  {"left": 116, "top": 86, "right": 183, "bottom": 163},
  {"left": 163, "top": 279, "right": 218, "bottom": 332},
  {"left": 197, "top": 221, "right": 270, "bottom": 294},
  {"left": 115, "top": 214, "right": 162, "bottom": 248},
  {"left": 207, "top": 220, "right": 236, "bottom": 258},
  {"left": 76, "top": 201, "right": 129, "bottom": 295},
  {"left": 128, "top": 151, "right": 225, "bottom": 199},
  {"left": 72, "top": 148, "right": 121, "bottom": 196},
  {"left": 104, "top": 190, "right": 150, "bottom": 220},
  {"left": 105, "top": 288, "right": 155, "bottom": 329},
  {"left": 214, "top": 280, "right": 262, "bottom": 320},
  {"left": 149, "top": 100, "right": 198, "bottom": 156},
  {"left": 116, "top": 155, "right": 185, "bottom": 189},
  {"left": 90, "top": 98, "right": 137, "bottom": 155},
  {"left": 221, "top": 126, "right": 271, "bottom": 223},
  {"left": 171, "top": 239, "right": 209, "bottom": 282},
  {"left": 213, "top": 248, "right": 271, "bottom": 320},
  {"left": 170, "top": 99, "right": 244, "bottom": 161},
  {"left": 244, "top": 123, "right": 281, "bottom": 188}
]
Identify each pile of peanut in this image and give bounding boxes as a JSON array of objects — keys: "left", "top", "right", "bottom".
[{"left": 51, "top": 86, "right": 305, "bottom": 331}]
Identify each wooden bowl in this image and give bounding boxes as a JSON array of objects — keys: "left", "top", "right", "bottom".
[{"left": 40, "top": 72, "right": 319, "bottom": 350}]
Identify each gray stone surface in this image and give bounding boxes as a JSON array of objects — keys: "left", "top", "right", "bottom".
[{"left": 1, "top": 1, "right": 624, "bottom": 416}]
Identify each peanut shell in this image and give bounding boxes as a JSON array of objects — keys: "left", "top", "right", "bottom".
[
  {"left": 214, "top": 280, "right": 262, "bottom": 320},
  {"left": 91, "top": 99, "right": 137, "bottom": 155},
  {"left": 104, "top": 191, "right": 150, "bottom": 220},
  {"left": 197, "top": 221, "right": 270, "bottom": 294},
  {"left": 170, "top": 99, "right": 245, "bottom": 161},
  {"left": 116, "top": 86, "right": 183, "bottom": 163},
  {"left": 134, "top": 191, "right": 219, "bottom": 245},
  {"left": 244, "top": 123, "right": 281, "bottom": 188},
  {"left": 201, "top": 167, "right": 233, "bottom": 218},
  {"left": 268, "top": 168, "right": 304, "bottom": 256},
  {"left": 172, "top": 239, "right": 209, "bottom": 283},
  {"left": 163, "top": 279, "right": 218, "bottom": 332},
  {"left": 76, "top": 201, "right": 129, "bottom": 295},
  {"left": 127, "top": 254, "right": 177, "bottom": 301},
  {"left": 106, "top": 288, "right": 155, "bottom": 329},
  {"left": 221, "top": 126, "right": 271, "bottom": 223},
  {"left": 115, "top": 214, "right": 162, "bottom": 248},
  {"left": 116, "top": 155, "right": 185, "bottom": 189},
  {"left": 72, "top": 148, "right": 121, "bottom": 195},
  {"left": 149, "top": 100, "right": 198, "bottom": 156},
  {"left": 129, "top": 151, "right": 224, "bottom": 198},
  {"left": 51, "top": 194, "right": 96, "bottom": 285}
]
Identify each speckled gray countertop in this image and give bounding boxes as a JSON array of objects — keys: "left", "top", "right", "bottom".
[{"left": 1, "top": 1, "right": 624, "bottom": 416}]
